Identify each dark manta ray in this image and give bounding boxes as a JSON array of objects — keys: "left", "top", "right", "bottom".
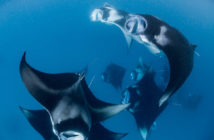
[
  {"left": 91, "top": 4, "right": 195, "bottom": 106},
  {"left": 171, "top": 92, "right": 202, "bottom": 110},
  {"left": 19, "top": 53, "right": 129, "bottom": 140},
  {"left": 121, "top": 68, "right": 168, "bottom": 140},
  {"left": 101, "top": 63, "right": 126, "bottom": 89},
  {"left": 19, "top": 107, "right": 127, "bottom": 140}
]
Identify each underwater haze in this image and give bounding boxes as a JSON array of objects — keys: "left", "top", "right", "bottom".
[{"left": 0, "top": 0, "right": 214, "bottom": 140}]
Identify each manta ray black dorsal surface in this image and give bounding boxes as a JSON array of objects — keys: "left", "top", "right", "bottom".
[
  {"left": 122, "top": 68, "right": 168, "bottom": 140},
  {"left": 20, "top": 107, "right": 127, "bottom": 140},
  {"left": 19, "top": 53, "right": 129, "bottom": 139}
]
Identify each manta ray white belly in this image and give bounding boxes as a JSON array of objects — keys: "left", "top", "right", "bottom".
[{"left": 139, "top": 35, "right": 162, "bottom": 55}]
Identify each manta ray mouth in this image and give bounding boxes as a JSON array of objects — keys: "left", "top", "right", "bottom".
[
  {"left": 54, "top": 118, "right": 90, "bottom": 139},
  {"left": 59, "top": 131, "right": 85, "bottom": 140},
  {"left": 125, "top": 15, "right": 147, "bottom": 35}
]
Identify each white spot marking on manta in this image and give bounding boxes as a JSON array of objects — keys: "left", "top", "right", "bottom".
[
  {"left": 154, "top": 26, "right": 170, "bottom": 46},
  {"left": 107, "top": 9, "right": 123, "bottom": 22}
]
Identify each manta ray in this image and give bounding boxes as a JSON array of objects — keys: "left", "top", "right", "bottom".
[
  {"left": 19, "top": 53, "right": 129, "bottom": 140},
  {"left": 121, "top": 67, "right": 168, "bottom": 140},
  {"left": 91, "top": 3, "right": 195, "bottom": 106},
  {"left": 101, "top": 63, "right": 126, "bottom": 89}
]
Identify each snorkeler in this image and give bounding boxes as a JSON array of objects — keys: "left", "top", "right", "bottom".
[{"left": 130, "top": 57, "right": 150, "bottom": 82}]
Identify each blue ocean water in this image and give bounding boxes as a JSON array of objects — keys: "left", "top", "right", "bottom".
[{"left": 0, "top": 0, "right": 214, "bottom": 140}]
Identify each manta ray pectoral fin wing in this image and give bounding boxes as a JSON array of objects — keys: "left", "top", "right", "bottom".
[
  {"left": 19, "top": 53, "right": 79, "bottom": 110},
  {"left": 89, "top": 123, "right": 127, "bottom": 140},
  {"left": 81, "top": 79, "right": 130, "bottom": 122},
  {"left": 89, "top": 103, "right": 130, "bottom": 122},
  {"left": 19, "top": 107, "right": 58, "bottom": 140}
]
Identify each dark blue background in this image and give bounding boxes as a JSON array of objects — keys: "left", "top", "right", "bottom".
[{"left": 0, "top": 0, "right": 213, "bottom": 139}]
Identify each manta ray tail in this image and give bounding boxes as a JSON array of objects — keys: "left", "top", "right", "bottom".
[
  {"left": 79, "top": 57, "right": 98, "bottom": 77},
  {"left": 190, "top": 44, "right": 200, "bottom": 56},
  {"left": 19, "top": 107, "right": 58, "bottom": 140}
]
